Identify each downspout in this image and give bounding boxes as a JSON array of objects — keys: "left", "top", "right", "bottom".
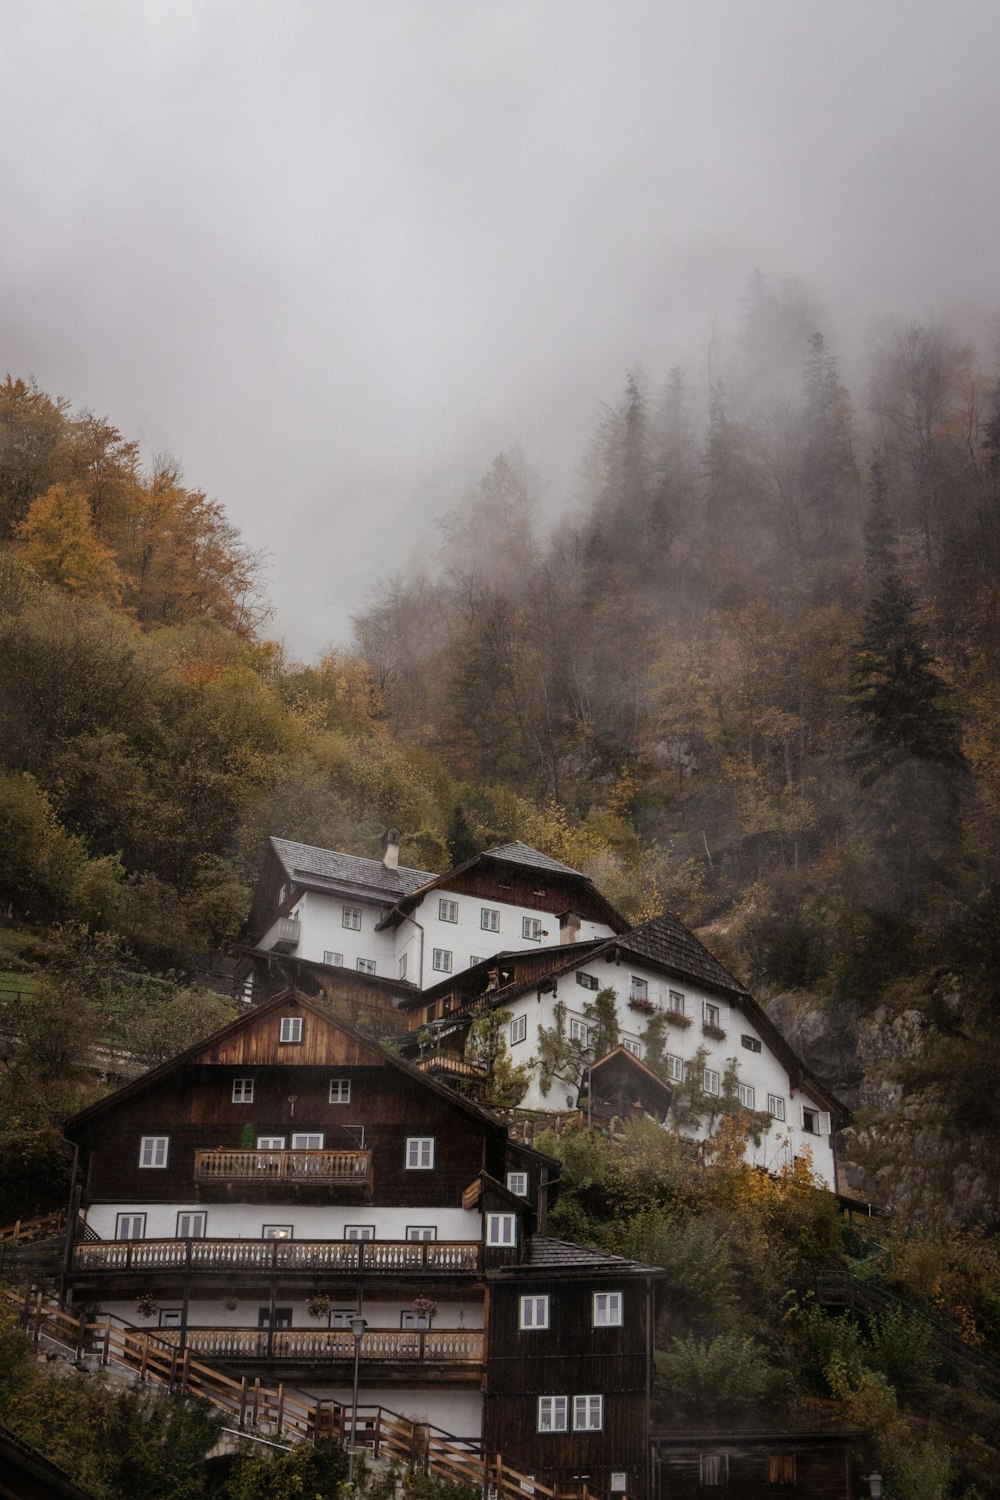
[{"left": 402, "top": 910, "right": 425, "bottom": 990}]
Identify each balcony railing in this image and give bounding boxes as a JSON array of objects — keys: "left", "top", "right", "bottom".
[
  {"left": 194, "top": 1149, "right": 372, "bottom": 1190},
  {"left": 72, "top": 1237, "right": 481, "bottom": 1275},
  {"left": 155, "top": 1325, "right": 485, "bottom": 1364},
  {"left": 258, "top": 915, "right": 301, "bottom": 953}
]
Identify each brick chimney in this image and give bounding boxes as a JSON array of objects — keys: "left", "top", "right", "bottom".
[{"left": 382, "top": 827, "right": 402, "bottom": 871}]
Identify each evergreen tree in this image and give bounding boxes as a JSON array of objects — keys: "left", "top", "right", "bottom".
[{"left": 799, "top": 331, "right": 857, "bottom": 553}]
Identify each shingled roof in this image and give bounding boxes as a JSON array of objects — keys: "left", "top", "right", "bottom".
[
  {"left": 614, "top": 912, "right": 748, "bottom": 1000},
  {"left": 519, "top": 1235, "right": 661, "bottom": 1276},
  {"left": 270, "top": 836, "right": 436, "bottom": 900},
  {"left": 483, "top": 841, "right": 583, "bottom": 876}
]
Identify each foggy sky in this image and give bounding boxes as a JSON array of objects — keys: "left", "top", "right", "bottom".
[{"left": 2, "top": 1, "right": 999, "bottom": 658}]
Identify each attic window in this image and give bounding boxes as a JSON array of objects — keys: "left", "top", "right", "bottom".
[
  {"left": 741, "top": 1034, "right": 762, "bottom": 1053},
  {"left": 139, "top": 1136, "right": 169, "bottom": 1169},
  {"left": 279, "top": 1016, "right": 303, "bottom": 1044},
  {"left": 576, "top": 971, "right": 599, "bottom": 991},
  {"left": 507, "top": 1171, "right": 529, "bottom": 1196},
  {"left": 486, "top": 1212, "right": 517, "bottom": 1247}
]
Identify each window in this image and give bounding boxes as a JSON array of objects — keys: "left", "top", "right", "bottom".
[
  {"left": 481, "top": 908, "right": 500, "bottom": 932},
  {"left": 257, "top": 1135, "right": 285, "bottom": 1149},
  {"left": 401, "top": 1310, "right": 430, "bottom": 1328},
  {"left": 342, "top": 906, "right": 362, "bottom": 929},
  {"left": 573, "top": 1395, "right": 603, "bottom": 1431},
  {"left": 258, "top": 1307, "right": 293, "bottom": 1329},
  {"left": 116, "top": 1213, "right": 146, "bottom": 1240},
  {"left": 537, "top": 1396, "right": 568, "bottom": 1432},
  {"left": 699, "top": 1455, "right": 728, "bottom": 1486},
  {"left": 330, "top": 1311, "right": 355, "bottom": 1328},
  {"left": 177, "top": 1211, "right": 206, "bottom": 1238},
  {"left": 737, "top": 1083, "right": 756, "bottom": 1109},
  {"left": 666, "top": 1053, "right": 684, "bottom": 1082},
  {"left": 279, "top": 1016, "right": 303, "bottom": 1044},
  {"left": 703, "top": 1002, "right": 721, "bottom": 1029},
  {"left": 357, "top": 957, "right": 376, "bottom": 975},
  {"left": 344, "top": 1225, "right": 374, "bottom": 1240},
  {"left": 768, "top": 1094, "right": 786, "bottom": 1121},
  {"left": 576, "top": 971, "right": 599, "bottom": 991},
  {"left": 262, "top": 1224, "right": 293, "bottom": 1238},
  {"left": 399, "top": 953, "right": 408, "bottom": 979},
  {"left": 629, "top": 976, "right": 648, "bottom": 1002},
  {"left": 323, "top": 950, "right": 344, "bottom": 966},
  {"left": 432, "top": 948, "right": 453, "bottom": 973},
  {"left": 469, "top": 955, "right": 484, "bottom": 967},
  {"left": 768, "top": 1454, "right": 797, "bottom": 1486},
  {"left": 159, "top": 1308, "right": 182, "bottom": 1328},
  {"left": 610, "top": 1475, "right": 628, "bottom": 1494},
  {"left": 507, "top": 1171, "right": 529, "bottom": 1197},
  {"left": 741, "top": 1033, "right": 762, "bottom": 1053},
  {"left": 702, "top": 1068, "right": 720, "bottom": 1096},
  {"left": 510, "top": 1014, "right": 527, "bottom": 1045},
  {"left": 801, "top": 1105, "right": 831, "bottom": 1136},
  {"left": 522, "top": 916, "right": 543, "bottom": 941},
  {"left": 667, "top": 990, "right": 685, "bottom": 1014},
  {"left": 329, "top": 1078, "right": 351, "bottom": 1104},
  {"left": 569, "top": 1017, "right": 591, "bottom": 1044},
  {"left": 486, "top": 1213, "right": 517, "bottom": 1247},
  {"left": 139, "top": 1136, "right": 168, "bottom": 1169},
  {"left": 520, "top": 1295, "right": 550, "bottom": 1329},
  {"left": 593, "top": 1292, "right": 623, "bottom": 1326},
  {"left": 232, "top": 1077, "right": 254, "bottom": 1104},
  {"left": 406, "top": 1137, "right": 435, "bottom": 1169},
  {"left": 622, "top": 1037, "right": 643, "bottom": 1058},
  {"left": 292, "top": 1132, "right": 324, "bottom": 1149},
  {"left": 439, "top": 898, "right": 458, "bottom": 923},
  {"left": 406, "top": 1226, "right": 436, "bottom": 1241}
]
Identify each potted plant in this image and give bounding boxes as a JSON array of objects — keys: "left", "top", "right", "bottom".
[
  {"left": 135, "top": 1292, "right": 158, "bottom": 1319},
  {"left": 307, "top": 1293, "right": 332, "bottom": 1321},
  {"left": 223, "top": 1296, "right": 239, "bottom": 1312},
  {"left": 411, "top": 1296, "right": 437, "bottom": 1329}
]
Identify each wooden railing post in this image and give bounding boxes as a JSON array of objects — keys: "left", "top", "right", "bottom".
[
  {"left": 75, "top": 1311, "right": 87, "bottom": 1363},
  {"left": 102, "top": 1316, "right": 111, "bottom": 1365},
  {"left": 238, "top": 1376, "right": 248, "bottom": 1431},
  {"left": 275, "top": 1382, "right": 285, "bottom": 1436}
]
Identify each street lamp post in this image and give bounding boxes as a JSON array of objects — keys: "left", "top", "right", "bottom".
[
  {"left": 348, "top": 1314, "right": 367, "bottom": 1487},
  {"left": 867, "top": 1474, "right": 883, "bottom": 1499}
]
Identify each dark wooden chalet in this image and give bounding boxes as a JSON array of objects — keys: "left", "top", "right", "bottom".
[
  {"left": 581, "top": 1048, "right": 673, "bottom": 1127},
  {"left": 652, "top": 1423, "right": 862, "bottom": 1498}
]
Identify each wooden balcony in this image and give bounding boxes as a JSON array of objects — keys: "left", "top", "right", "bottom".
[
  {"left": 156, "top": 1325, "right": 485, "bottom": 1367},
  {"left": 193, "top": 1148, "right": 373, "bottom": 1201},
  {"left": 72, "top": 1237, "right": 482, "bottom": 1276}
]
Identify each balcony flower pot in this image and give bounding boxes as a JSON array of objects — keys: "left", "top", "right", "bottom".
[
  {"left": 412, "top": 1296, "right": 437, "bottom": 1328},
  {"left": 135, "top": 1293, "right": 158, "bottom": 1319},
  {"left": 628, "top": 997, "right": 656, "bottom": 1015},
  {"left": 307, "top": 1294, "right": 332, "bottom": 1321},
  {"left": 702, "top": 1023, "right": 726, "bottom": 1042},
  {"left": 665, "top": 1012, "right": 692, "bottom": 1028},
  {"left": 223, "top": 1297, "right": 239, "bottom": 1312}
]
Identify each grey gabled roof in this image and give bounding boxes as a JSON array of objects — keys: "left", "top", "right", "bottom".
[
  {"left": 270, "top": 837, "right": 436, "bottom": 900},
  {"left": 520, "top": 1235, "right": 661, "bottom": 1276},
  {"left": 614, "top": 912, "right": 748, "bottom": 1000},
  {"left": 484, "top": 841, "right": 582, "bottom": 876}
]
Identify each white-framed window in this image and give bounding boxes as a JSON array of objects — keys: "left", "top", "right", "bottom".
[
  {"left": 439, "top": 898, "right": 458, "bottom": 923},
  {"left": 576, "top": 971, "right": 599, "bottom": 991},
  {"left": 522, "top": 916, "right": 543, "bottom": 941},
  {"left": 593, "top": 1292, "right": 623, "bottom": 1326},
  {"left": 139, "top": 1136, "right": 169, "bottom": 1169},
  {"left": 703, "top": 1001, "right": 721, "bottom": 1028},
  {"left": 569, "top": 1017, "right": 591, "bottom": 1044},
  {"left": 292, "top": 1132, "right": 324, "bottom": 1149},
  {"left": 232, "top": 1077, "right": 254, "bottom": 1104},
  {"left": 520, "top": 1295, "right": 550, "bottom": 1329},
  {"left": 177, "top": 1211, "right": 206, "bottom": 1238},
  {"left": 801, "top": 1105, "right": 831, "bottom": 1136},
  {"left": 257, "top": 1135, "right": 285, "bottom": 1149},
  {"left": 399, "top": 953, "right": 408, "bottom": 980},
  {"left": 344, "top": 1225, "right": 374, "bottom": 1240},
  {"left": 610, "top": 1474, "right": 628, "bottom": 1494},
  {"left": 699, "top": 1455, "right": 728, "bottom": 1486},
  {"left": 342, "top": 906, "right": 362, "bottom": 930},
  {"left": 330, "top": 1310, "right": 356, "bottom": 1328},
  {"left": 573, "top": 1395, "right": 603, "bottom": 1431},
  {"left": 432, "top": 948, "right": 452, "bottom": 973},
  {"left": 116, "top": 1212, "right": 146, "bottom": 1239},
  {"left": 622, "top": 1037, "right": 643, "bottom": 1058},
  {"left": 767, "top": 1094, "right": 786, "bottom": 1121},
  {"left": 481, "top": 908, "right": 500, "bottom": 932},
  {"left": 737, "top": 1082, "right": 755, "bottom": 1109},
  {"left": 507, "top": 1171, "right": 529, "bottom": 1197},
  {"left": 159, "top": 1308, "right": 183, "bottom": 1328},
  {"left": 486, "top": 1213, "right": 517, "bottom": 1247},
  {"left": 406, "top": 1136, "right": 435, "bottom": 1169},
  {"left": 667, "top": 989, "right": 685, "bottom": 1014},
  {"left": 329, "top": 1078, "right": 351, "bottom": 1104},
  {"left": 323, "top": 950, "right": 344, "bottom": 966},
  {"left": 357, "top": 957, "right": 376, "bottom": 975},
  {"left": 629, "top": 976, "right": 648, "bottom": 1002},
  {"left": 279, "top": 1016, "right": 303, "bottom": 1044},
  {"left": 262, "top": 1224, "right": 293, "bottom": 1238},
  {"left": 741, "top": 1033, "right": 762, "bottom": 1053},
  {"left": 510, "top": 1014, "right": 527, "bottom": 1045},
  {"left": 537, "top": 1396, "right": 567, "bottom": 1432},
  {"left": 406, "top": 1225, "right": 437, "bottom": 1241},
  {"left": 666, "top": 1053, "right": 684, "bottom": 1082},
  {"left": 469, "top": 954, "right": 484, "bottom": 967},
  {"left": 702, "top": 1069, "right": 720, "bottom": 1096}
]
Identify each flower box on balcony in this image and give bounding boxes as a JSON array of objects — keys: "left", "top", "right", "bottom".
[
  {"left": 702, "top": 1023, "right": 726, "bottom": 1042},
  {"left": 666, "top": 1011, "right": 692, "bottom": 1028},
  {"left": 628, "top": 997, "right": 656, "bottom": 1015}
]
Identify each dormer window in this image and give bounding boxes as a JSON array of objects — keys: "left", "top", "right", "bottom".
[{"left": 279, "top": 1016, "right": 303, "bottom": 1044}]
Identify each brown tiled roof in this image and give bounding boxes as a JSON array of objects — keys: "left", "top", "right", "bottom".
[{"left": 614, "top": 912, "right": 747, "bottom": 999}]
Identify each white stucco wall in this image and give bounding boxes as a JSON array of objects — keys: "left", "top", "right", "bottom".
[{"left": 84, "top": 1203, "right": 484, "bottom": 1241}]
